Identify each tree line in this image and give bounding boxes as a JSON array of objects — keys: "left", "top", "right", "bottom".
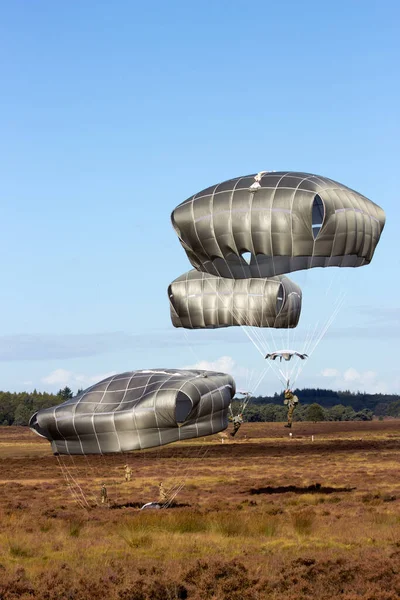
[
  {"left": 0, "top": 386, "right": 399, "bottom": 426},
  {"left": 0, "top": 387, "right": 75, "bottom": 426},
  {"left": 233, "top": 387, "right": 400, "bottom": 423},
  {"left": 242, "top": 402, "right": 374, "bottom": 423}
]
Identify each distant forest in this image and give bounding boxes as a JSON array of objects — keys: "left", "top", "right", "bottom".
[
  {"left": 242, "top": 388, "right": 400, "bottom": 423},
  {"left": 1, "top": 386, "right": 400, "bottom": 427}
]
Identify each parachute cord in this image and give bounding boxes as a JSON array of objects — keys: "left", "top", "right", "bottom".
[
  {"left": 285, "top": 318, "right": 319, "bottom": 388},
  {"left": 251, "top": 366, "right": 271, "bottom": 396},
  {"left": 162, "top": 444, "right": 210, "bottom": 507},
  {"left": 182, "top": 330, "right": 203, "bottom": 364},
  {"left": 307, "top": 293, "right": 347, "bottom": 360},
  {"left": 291, "top": 292, "right": 346, "bottom": 387},
  {"left": 162, "top": 481, "right": 186, "bottom": 509},
  {"left": 63, "top": 457, "right": 91, "bottom": 510},
  {"left": 290, "top": 270, "right": 349, "bottom": 387},
  {"left": 56, "top": 455, "right": 90, "bottom": 510},
  {"left": 82, "top": 455, "right": 103, "bottom": 506},
  {"left": 167, "top": 441, "right": 204, "bottom": 491},
  {"left": 68, "top": 453, "right": 99, "bottom": 507},
  {"left": 67, "top": 456, "right": 93, "bottom": 509},
  {"left": 56, "top": 456, "right": 84, "bottom": 509}
]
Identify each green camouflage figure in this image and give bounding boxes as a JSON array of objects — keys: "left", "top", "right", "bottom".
[
  {"left": 159, "top": 482, "right": 167, "bottom": 503},
  {"left": 124, "top": 464, "right": 132, "bottom": 482},
  {"left": 284, "top": 390, "right": 299, "bottom": 428},
  {"left": 100, "top": 483, "right": 108, "bottom": 505}
]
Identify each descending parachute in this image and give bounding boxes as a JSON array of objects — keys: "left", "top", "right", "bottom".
[
  {"left": 29, "top": 369, "right": 236, "bottom": 455},
  {"left": 168, "top": 270, "right": 301, "bottom": 329},
  {"left": 265, "top": 351, "right": 308, "bottom": 362},
  {"left": 171, "top": 171, "right": 386, "bottom": 279},
  {"left": 169, "top": 170, "right": 385, "bottom": 397}
]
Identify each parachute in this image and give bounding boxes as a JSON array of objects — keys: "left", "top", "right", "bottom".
[
  {"left": 169, "top": 170, "right": 385, "bottom": 393},
  {"left": 171, "top": 171, "right": 386, "bottom": 279},
  {"left": 29, "top": 369, "right": 236, "bottom": 455},
  {"left": 168, "top": 270, "right": 301, "bottom": 329},
  {"left": 265, "top": 351, "right": 308, "bottom": 362}
]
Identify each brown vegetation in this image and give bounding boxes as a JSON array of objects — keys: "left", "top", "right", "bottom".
[{"left": 1, "top": 421, "right": 400, "bottom": 599}]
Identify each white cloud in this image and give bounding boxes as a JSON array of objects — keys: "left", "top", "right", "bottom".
[
  {"left": 42, "top": 369, "right": 116, "bottom": 391},
  {"left": 42, "top": 369, "right": 71, "bottom": 386},
  {"left": 321, "top": 368, "right": 340, "bottom": 377},
  {"left": 343, "top": 367, "right": 361, "bottom": 382},
  {"left": 182, "top": 355, "right": 268, "bottom": 395},
  {"left": 183, "top": 355, "right": 237, "bottom": 375},
  {"left": 320, "top": 366, "right": 389, "bottom": 393}
]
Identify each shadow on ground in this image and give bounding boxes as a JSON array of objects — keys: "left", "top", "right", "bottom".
[{"left": 249, "top": 483, "right": 356, "bottom": 495}]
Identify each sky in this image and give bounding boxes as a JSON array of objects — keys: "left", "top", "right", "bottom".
[{"left": 0, "top": 0, "right": 399, "bottom": 396}]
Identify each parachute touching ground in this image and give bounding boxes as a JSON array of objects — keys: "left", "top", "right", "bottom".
[
  {"left": 168, "top": 270, "right": 301, "bottom": 329},
  {"left": 29, "top": 369, "right": 236, "bottom": 455},
  {"left": 171, "top": 171, "right": 386, "bottom": 279}
]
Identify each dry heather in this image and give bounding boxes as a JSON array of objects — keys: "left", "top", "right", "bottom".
[{"left": 1, "top": 421, "right": 400, "bottom": 599}]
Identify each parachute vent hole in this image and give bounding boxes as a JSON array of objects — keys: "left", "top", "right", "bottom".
[
  {"left": 312, "top": 194, "right": 325, "bottom": 239},
  {"left": 167, "top": 285, "right": 177, "bottom": 311},
  {"left": 276, "top": 283, "right": 285, "bottom": 313},
  {"left": 175, "top": 392, "right": 193, "bottom": 423},
  {"left": 241, "top": 251, "right": 252, "bottom": 265}
]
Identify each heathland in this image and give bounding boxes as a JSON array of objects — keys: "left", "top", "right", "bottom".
[{"left": 1, "top": 421, "right": 400, "bottom": 599}]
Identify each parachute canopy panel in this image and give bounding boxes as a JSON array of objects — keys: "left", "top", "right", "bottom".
[
  {"left": 168, "top": 270, "right": 302, "bottom": 329},
  {"left": 29, "top": 369, "right": 236, "bottom": 455},
  {"left": 171, "top": 171, "right": 386, "bottom": 279}
]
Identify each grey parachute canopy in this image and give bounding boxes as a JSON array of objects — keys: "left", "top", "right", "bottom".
[
  {"left": 168, "top": 270, "right": 301, "bottom": 329},
  {"left": 171, "top": 171, "right": 386, "bottom": 279},
  {"left": 265, "top": 350, "right": 308, "bottom": 362},
  {"left": 29, "top": 369, "right": 236, "bottom": 455}
]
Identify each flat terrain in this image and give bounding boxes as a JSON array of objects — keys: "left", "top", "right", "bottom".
[{"left": 1, "top": 421, "right": 400, "bottom": 599}]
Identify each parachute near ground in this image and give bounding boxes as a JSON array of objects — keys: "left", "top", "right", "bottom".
[
  {"left": 171, "top": 171, "right": 386, "bottom": 279},
  {"left": 29, "top": 369, "right": 236, "bottom": 455},
  {"left": 168, "top": 270, "right": 301, "bottom": 329}
]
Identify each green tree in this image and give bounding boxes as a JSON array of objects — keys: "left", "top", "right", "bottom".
[
  {"left": 305, "top": 403, "right": 325, "bottom": 422},
  {"left": 352, "top": 409, "right": 373, "bottom": 421},
  {"left": 13, "top": 403, "right": 33, "bottom": 426},
  {"left": 57, "top": 386, "right": 73, "bottom": 400},
  {"left": 328, "top": 404, "right": 347, "bottom": 421}
]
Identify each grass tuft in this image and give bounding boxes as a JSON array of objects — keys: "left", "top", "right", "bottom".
[
  {"left": 292, "top": 508, "right": 315, "bottom": 536},
  {"left": 8, "top": 541, "right": 34, "bottom": 558},
  {"left": 68, "top": 519, "right": 85, "bottom": 537}
]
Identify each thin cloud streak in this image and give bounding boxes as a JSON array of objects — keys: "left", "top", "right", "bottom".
[
  {"left": 0, "top": 330, "right": 244, "bottom": 362},
  {"left": 0, "top": 316, "right": 397, "bottom": 363}
]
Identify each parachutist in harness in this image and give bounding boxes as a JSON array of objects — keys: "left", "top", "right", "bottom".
[
  {"left": 229, "top": 413, "right": 243, "bottom": 437},
  {"left": 228, "top": 391, "right": 251, "bottom": 437},
  {"left": 283, "top": 389, "right": 299, "bottom": 428}
]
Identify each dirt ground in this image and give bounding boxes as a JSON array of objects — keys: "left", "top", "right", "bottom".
[{"left": 1, "top": 421, "right": 400, "bottom": 599}]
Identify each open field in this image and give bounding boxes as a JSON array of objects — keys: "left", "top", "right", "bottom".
[{"left": 1, "top": 421, "right": 400, "bottom": 599}]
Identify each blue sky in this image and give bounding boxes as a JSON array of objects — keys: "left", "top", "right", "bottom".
[{"left": 1, "top": 0, "right": 399, "bottom": 395}]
